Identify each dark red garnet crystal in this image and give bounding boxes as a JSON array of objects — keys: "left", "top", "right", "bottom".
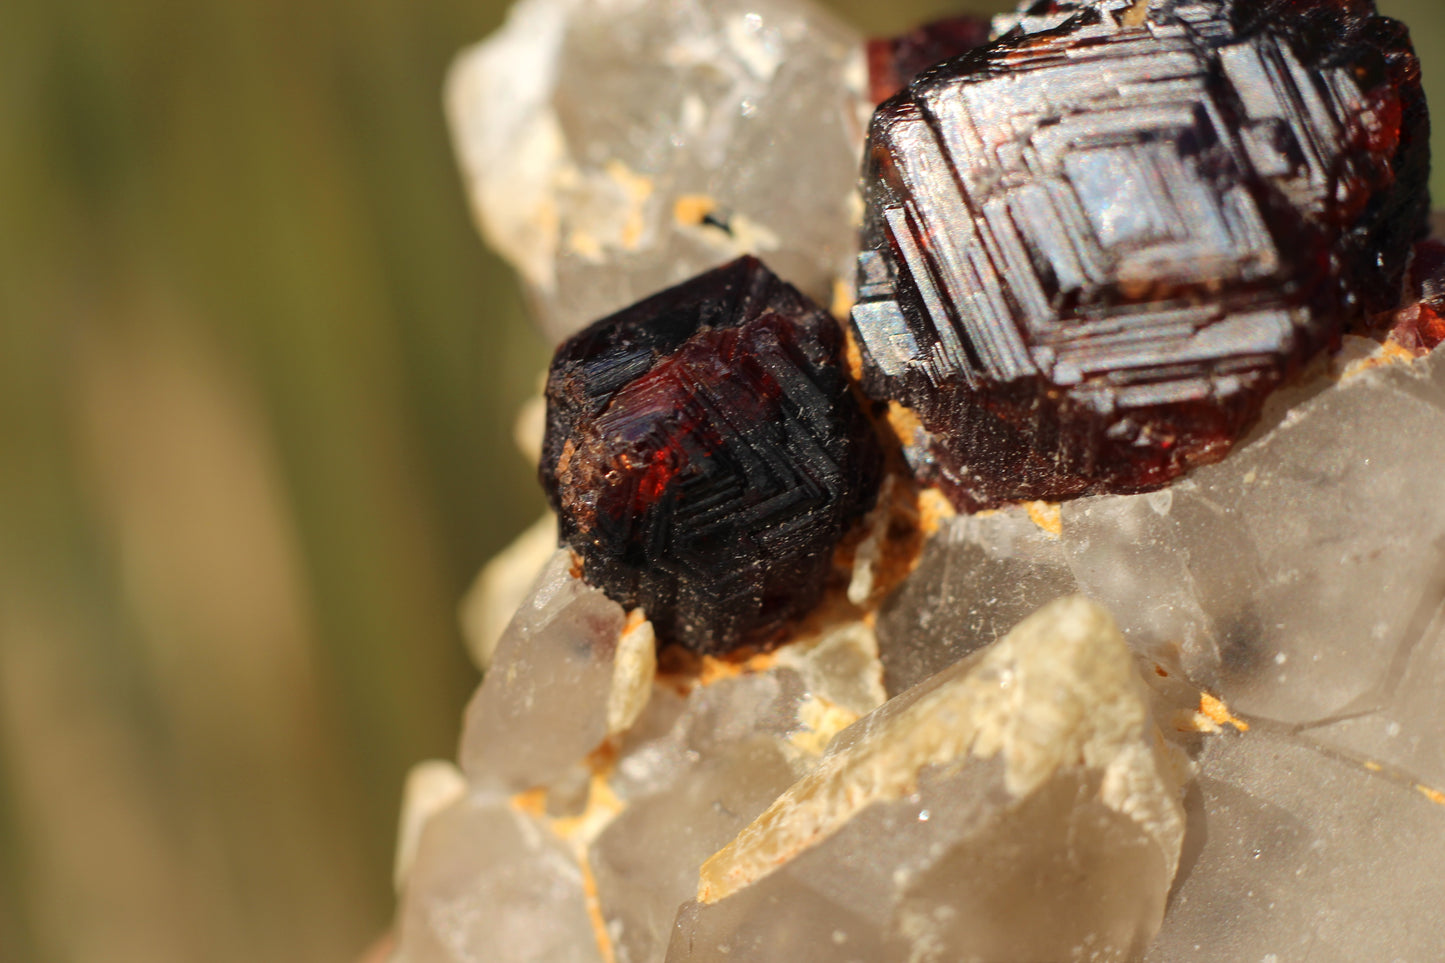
[
  {"left": 541, "top": 256, "right": 883, "bottom": 655},
  {"left": 867, "top": 15, "right": 992, "bottom": 105},
  {"left": 852, "top": 0, "right": 1430, "bottom": 510}
]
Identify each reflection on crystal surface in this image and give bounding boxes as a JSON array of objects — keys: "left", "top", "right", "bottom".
[{"left": 1149, "top": 725, "right": 1445, "bottom": 962}]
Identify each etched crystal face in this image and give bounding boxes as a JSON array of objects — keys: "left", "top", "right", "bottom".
[
  {"left": 541, "top": 256, "right": 883, "bottom": 655},
  {"left": 852, "top": 0, "right": 1430, "bottom": 509}
]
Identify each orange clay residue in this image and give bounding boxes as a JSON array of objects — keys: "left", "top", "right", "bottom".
[
  {"left": 884, "top": 400, "right": 927, "bottom": 447},
  {"left": 579, "top": 856, "right": 617, "bottom": 963},
  {"left": 841, "top": 325, "right": 866, "bottom": 382},
  {"left": 511, "top": 787, "right": 548, "bottom": 818},
  {"left": 831, "top": 278, "right": 857, "bottom": 323},
  {"left": 1025, "top": 500, "right": 1063, "bottom": 538},
  {"left": 1198, "top": 692, "right": 1250, "bottom": 732},
  {"left": 673, "top": 194, "right": 717, "bottom": 227},
  {"left": 916, "top": 487, "right": 957, "bottom": 536},
  {"left": 1416, "top": 784, "right": 1445, "bottom": 807},
  {"left": 1338, "top": 337, "right": 1418, "bottom": 379}
]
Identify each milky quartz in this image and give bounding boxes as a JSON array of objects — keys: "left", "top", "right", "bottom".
[
  {"left": 445, "top": 0, "right": 867, "bottom": 342},
  {"left": 458, "top": 548, "right": 632, "bottom": 793},
  {"left": 667, "top": 597, "right": 1186, "bottom": 962},
  {"left": 398, "top": 794, "right": 603, "bottom": 963}
]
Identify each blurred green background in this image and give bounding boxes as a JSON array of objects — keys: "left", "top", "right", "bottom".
[{"left": 2, "top": 1, "right": 1441, "bottom": 960}]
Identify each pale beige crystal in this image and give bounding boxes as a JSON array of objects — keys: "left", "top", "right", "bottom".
[{"left": 669, "top": 597, "right": 1186, "bottom": 962}]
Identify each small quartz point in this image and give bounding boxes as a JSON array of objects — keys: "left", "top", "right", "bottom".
[
  {"left": 1064, "top": 349, "right": 1445, "bottom": 730},
  {"left": 591, "top": 671, "right": 813, "bottom": 963},
  {"left": 446, "top": 0, "right": 867, "bottom": 342},
  {"left": 395, "top": 794, "right": 602, "bottom": 963},
  {"left": 668, "top": 597, "right": 1186, "bottom": 962},
  {"left": 458, "top": 549, "right": 633, "bottom": 793}
]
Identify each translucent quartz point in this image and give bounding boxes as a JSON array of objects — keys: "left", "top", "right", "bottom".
[
  {"left": 458, "top": 549, "right": 631, "bottom": 793},
  {"left": 395, "top": 795, "right": 601, "bottom": 963},
  {"left": 668, "top": 597, "right": 1186, "bottom": 962},
  {"left": 446, "top": 0, "right": 867, "bottom": 342},
  {"left": 592, "top": 672, "right": 811, "bottom": 963}
]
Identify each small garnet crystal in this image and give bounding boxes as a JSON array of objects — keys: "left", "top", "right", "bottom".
[
  {"left": 852, "top": 0, "right": 1430, "bottom": 510},
  {"left": 541, "top": 256, "right": 883, "bottom": 655}
]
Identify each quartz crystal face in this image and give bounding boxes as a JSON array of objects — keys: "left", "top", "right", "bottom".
[
  {"left": 852, "top": 0, "right": 1430, "bottom": 510},
  {"left": 445, "top": 0, "right": 867, "bottom": 343},
  {"left": 540, "top": 257, "right": 883, "bottom": 655}
]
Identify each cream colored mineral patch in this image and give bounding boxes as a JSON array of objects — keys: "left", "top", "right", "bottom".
[{"left": 698, "top": 596, "right": 1186, "bottom": 903}]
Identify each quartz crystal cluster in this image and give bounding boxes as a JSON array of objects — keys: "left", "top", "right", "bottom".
[
  {"left": 389, "top": 0, "right": 1445, "bottom": 961},
  {"left": 445, "top": 0, "right": 867, "bottom": 342}
]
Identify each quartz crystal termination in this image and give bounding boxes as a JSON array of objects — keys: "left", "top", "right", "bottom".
[
  {"left": 851, "top": 0, "right": 1430, "bottom": 509},
  {"left": 446, "top": 0, "right": 868, "bottom": 343},
  {"left": 540, "top": 256, "right": 883, "bottom": 655}
]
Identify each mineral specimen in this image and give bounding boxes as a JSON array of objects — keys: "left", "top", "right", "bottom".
[
  {"left": 540, "top": 256, "right": 883, "bottom": 655},
  {"left": 388, "top": 2, "right": 1445, "bottom": 962},
  {"left": 851, "top": 0, "right": 1430, "bottom": 509},
  {"left": 445, "top": 0, "right": 868, "bottom": 343}
]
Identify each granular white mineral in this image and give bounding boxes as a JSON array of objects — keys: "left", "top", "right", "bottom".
[{"left": 446, "top": 0, "right": 868, "bottom": 342}]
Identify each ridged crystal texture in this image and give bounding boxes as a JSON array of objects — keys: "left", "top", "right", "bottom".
[
  {"left": 540, "top": 257, "right": 883, "bottom": 655},
  {"left": 851, "top": 0, "right": 1430, "bottom": 510}
]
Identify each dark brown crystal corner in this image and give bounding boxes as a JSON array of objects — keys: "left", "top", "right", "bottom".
[
  {"left": 851, "top": 0, "right": 1430, "bottom": 510},
  {"left": 541, "top": 256, "right": 883, "bottom": 655}
]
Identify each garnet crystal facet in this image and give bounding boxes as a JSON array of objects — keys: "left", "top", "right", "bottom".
[
  {"left": 541, "top": 257, "right": 882, "bottom": 655},
  {"left": 852, "top": 0, "right": 1430, "bottom": 510}
]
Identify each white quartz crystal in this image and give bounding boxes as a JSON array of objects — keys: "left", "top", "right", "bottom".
[
  {"left": 668, "top": 597, "right": 1186, "bottom": 962},
  {"left": 445, "top": 0, "right": 867, "bottom": 341},
  {"left": 395, "top": 794, "right": 602, "bottom": 963},
  {"left": 459, "top": 548, "right": 630, "bottom": 793}
]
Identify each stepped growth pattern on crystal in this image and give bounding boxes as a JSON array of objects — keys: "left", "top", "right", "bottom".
[{"left": 851, "top": 0, "right": 1428, "bottom": 508}]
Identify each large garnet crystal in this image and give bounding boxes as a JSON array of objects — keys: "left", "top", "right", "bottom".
[
  {"left": 541, "top": 257, "right": 883, "bottom": 655},
  {"left": 852, "top": 0, "right": 1430, "bottom": 510}
]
